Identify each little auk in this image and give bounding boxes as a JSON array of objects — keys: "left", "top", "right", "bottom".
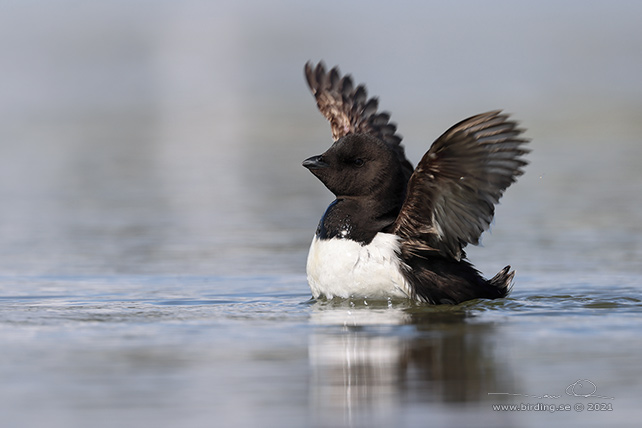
[{"left": 302, "top": 61, "right": 530, "bottom": 304}]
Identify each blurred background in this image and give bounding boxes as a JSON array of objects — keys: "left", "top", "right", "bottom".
[
  {"left": 1, "top": 0, "right": 641, "bottom": 278},
  {"left": 1, "top": 2, "right": 642, "bottom": 427}
]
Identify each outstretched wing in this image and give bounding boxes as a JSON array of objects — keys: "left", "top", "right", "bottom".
[
  {"left": 392, "top": 110, "right": 529, "bottom": 261},
  {"left": 304, "top": 61, "right": 402, "bottom": 145}
]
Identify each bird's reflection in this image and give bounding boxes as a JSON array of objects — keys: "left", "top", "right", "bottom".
[{"left": 309, "top": 300, "right": 515, "bottom": 425}]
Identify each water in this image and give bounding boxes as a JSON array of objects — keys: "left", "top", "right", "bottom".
[
  {"left": 2, "top": 275, "right": 640, "bottom": 427},
  {"left": 1, "top": 1, "right": 642, "bottom": 427}
]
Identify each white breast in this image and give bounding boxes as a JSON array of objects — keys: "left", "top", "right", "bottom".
[{"left": 306, "top": 232, "right": 413, "bottom": 300}]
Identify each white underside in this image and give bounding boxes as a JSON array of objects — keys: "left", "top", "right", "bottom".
[{"left": 306, "top": 232, "right": 413, "bottom": 300}]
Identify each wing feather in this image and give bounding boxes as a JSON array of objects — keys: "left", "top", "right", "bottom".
[
  {"left": 392, "top": 110, "right": 529, "bottom": 260},
  {"left": 306, "top": 61, "right": 407, "bottom": 143}
]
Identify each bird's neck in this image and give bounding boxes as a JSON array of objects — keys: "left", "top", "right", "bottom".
[{"left": 316, "top": 193, "right": 403, "bottom": 245}]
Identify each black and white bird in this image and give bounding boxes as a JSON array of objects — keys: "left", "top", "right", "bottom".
[{"left": 302, "top": 61, "right": 530, "bottom": 304}]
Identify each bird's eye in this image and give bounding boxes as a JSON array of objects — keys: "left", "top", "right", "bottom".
[{"left": 353, "top": 158, "right": 365, "bottom": 167}]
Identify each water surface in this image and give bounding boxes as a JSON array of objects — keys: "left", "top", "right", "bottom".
[{"left": 1, "top": 275, "right": 640, "bottom": 427}]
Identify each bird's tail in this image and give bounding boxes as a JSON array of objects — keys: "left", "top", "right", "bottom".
[{"left": 488, "top": 265, "right": 515, "bottom": 298}]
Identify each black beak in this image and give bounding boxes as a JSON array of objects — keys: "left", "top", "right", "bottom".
[{"left": 302, "top": 155, "right": 329, "bottom": 170}]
